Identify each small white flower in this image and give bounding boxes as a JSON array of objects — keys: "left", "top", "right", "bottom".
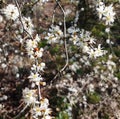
[
  {"left": 94, "top": 44, "right": 104, "bottom": 57},
  {"left": 69, "top": 62, "right": 79, "bottom": 72},
  {"left": 35, "top": 34, "right": 41, "bottom": 42},
  {"left": 67, "top": 26, "right": 79, "bottom": 34},
  {"left": 44, "top": 108, "right": 52, "bottom": 116},
  {"left": 27, "top": 50, "right": 34, "bottom": 59},
  {"left": 26, "top": 39, "right": 37, "bottom": 50},
  {"left": 22, "top": 17, "right": 34, "bottom": 35},
  {"left": 0, "top": 15, "right": 3, "bottom": 22},
  {"left": 69, "top": 34, "right": 80, "bottom": 45},
  {"left": 2, "top": 95, "right": 8, "bottom": 100},
  {"left": 88, "top": 44, "right": 105, "bottom": 58},
  {"left": 32, "top": 98, "right": 51, "bottom": 118},
  {"left": 2, "top": 4, "right": 19, "bottom": 20},
  {"left": 45, "top": 25, "right": 63, "bottom": 44},
  {"left": 28, "top": 72, "right": 43, "bottom": 83},
  {"left": 40, "top": 98, "right": 49, "bottom": 109},
  {"left": 88, "top": 84, "right": 94, "bottom": 92},
  {"left": 104, "top": 12, "right": 115, "bottom": 25},
  {"left": 87, "top": 48, "right": 96, "bottom": 58},
  {"left": 37, "top": 62, "right": 46, "bottom": 71},
  {"left": 0, "top": 104, "right": 4, "bottom": 110},
  {"left": 101, "top": 87, "right": 105, "bottom": 92},
  {"left": 106, "top": 60, "right": 116, "bottom": 71},
  {"left": 96, "top": 3, "right": 116, "bottom": 25},
  {"left": 81, "top": 8, "right": 84, "bottom": 11},
  {"left": 23, "top": 88, "right": 37, "bottom": 105},
  {"left": 83, "top": 96, "right": 87, "bottom": 101},
  {"left": 1, "top": 63, "right": 7, "bottom": 69},
  {"left": 45, "top": 33, "right": 58, "bottom": 44},
  {"left": 89, "top": 37, "right": 96, "bottom": 44},
  {"left": 96, "top": 3, "right": 105, "bottom": 19},
  {"left": 82, "top": 45, "right": 90, "bottom": 53},
  {"left": 31, "top": 62, "right": 45, "bottom": 72},
  {"left": 105, "top": 27, "right": 110, "bottom": 33},
  {"left": 65, "top": 9, "right": 72, "bottom": 16},
  {"left": 32, "top": 106, "right": 42, "bottom": 119},
  {"left": 51, "top": 25, "right": 63, "bottom": 37},
  {"left": 42, "top": 115, "right": 52, "bottom": 119},
  {"left": 35, "top": 48, "right": 44, "bottom": 58},
  {"left": 0, "top": 48, "right": 2, "bottom": 52},
  {"left": 106, "top": 39, "right": 111, "bottom": 44}
]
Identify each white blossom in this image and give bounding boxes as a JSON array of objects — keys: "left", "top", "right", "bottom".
[
  {"left": 69, "top": 62, "right": 79, "bottom": 72},
  {"left": 0, "top": 15, "right": 3, "bottom": 22},
  {"left": 2, "top": 4, "right": 19, "bottom": 20},
  {"left": 26, "top": 39, "right": 37, "bottom": 50},
  {"left": 35, "top": 48, "right": 44, "bottom": 58},
  {"left": 35, "top": 34, "right": 41, "bottom": 42},
  {"left": 88, "top": 44, "right": 105, "bottom": 58},
  {"left": 28, "top": 72, "right": 43, "bottom": 83},
  {"left": 96, "top": 2, "right": 116, "bottom": 25},
  {"left": 23, "top": 88, "right": 37, "bottom": 105},
  {"left": 45, "top": 25, "right": 63, "bottom": 44},
  {"left": 22, "top": 17, "right": 34, "bottom": 35},
  {"left": 32, "top": 106, "right": 42, "bottom": 119},
  {"left": 88, "top": 84, "right": 94, "bottom": 92},
  {"left": 69, "top": 34, "right": 80, "bottom": 45},
  {"left": 31, "top": 62, "right": 45, "bottom": 72},
  {"left": 96, "top": 2, "right": 105, "bottom": 19},
  {"left": 45, "top": 33, "right": 58, "bottom": 44}
]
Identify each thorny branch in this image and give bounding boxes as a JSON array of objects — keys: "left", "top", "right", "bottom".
[{"left": 51, "top": 0, "right": 69, "bottom": 83}]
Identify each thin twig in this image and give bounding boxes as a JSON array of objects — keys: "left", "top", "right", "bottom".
[
  {"left": 52, "top": 1, "right": 59, "bottom": 24},
  {"left": 13, "top": 104, "right": 28, "bottom": 119},
  {"left": 14, "top": 0, "right": 34, "bottom": 40},
  {"left": 57, "top": 1, "right": 68, "bottom": 71},
  {"left": 51, "top": 0, "right": 69, "bottom": 83}
]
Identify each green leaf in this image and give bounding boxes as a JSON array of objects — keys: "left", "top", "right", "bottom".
[
  {"left": 87, "top": 92, "right": 101, "bottom": 104},
  {"left": 38, "top": 40, "right": 47, "bottom": 48},
  {"left": 56, "top": 111, "right": 69, "bottom": 119},
  {"left": 116, "top": 72, "right": 120, "bottom": 80}
]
